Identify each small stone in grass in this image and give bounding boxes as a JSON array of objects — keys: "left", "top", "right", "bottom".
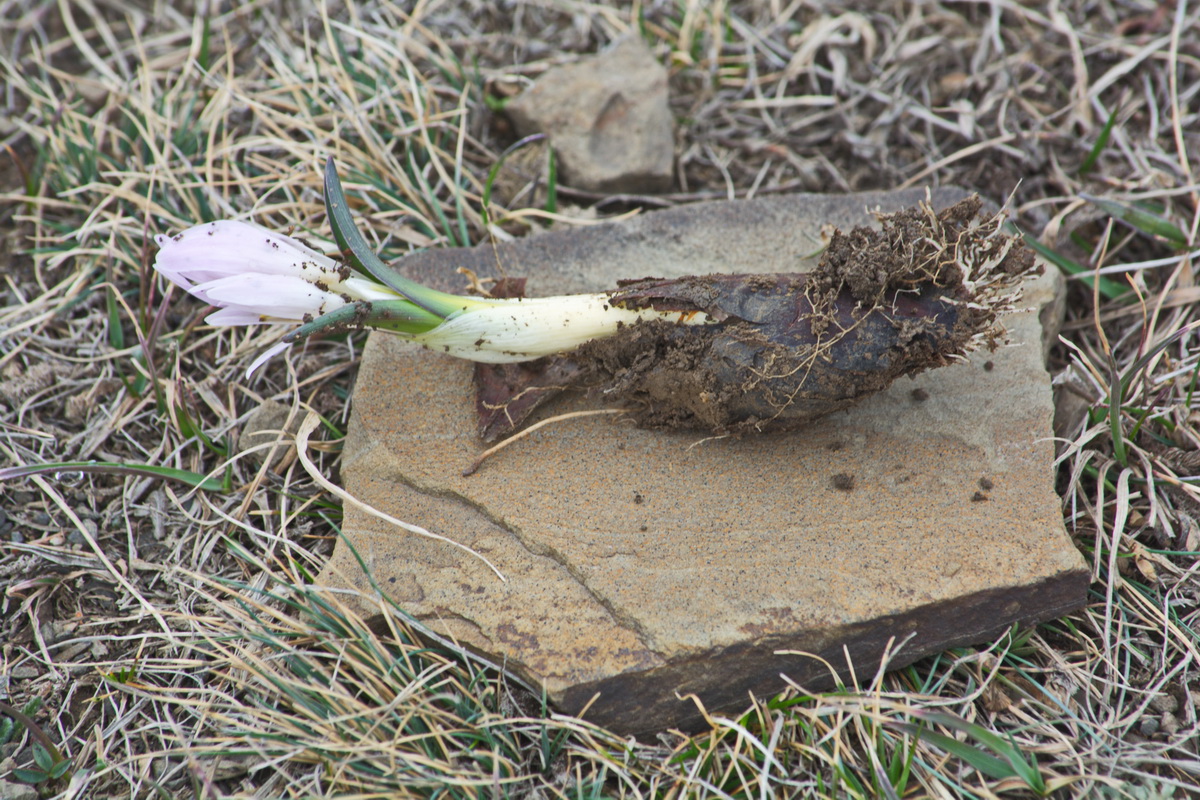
[
  {"left": 505, "top": 36, "right": 673, "bottom": 194},
  {"left": 241, "top": 400, "right": 301, "bottom": 472},
  {"left": 1149, "top": 693, "right": 1178, "bottom": 714}
]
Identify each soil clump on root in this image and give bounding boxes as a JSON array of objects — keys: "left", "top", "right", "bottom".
[{"left": 474, "top": 197, "right": 1038, "bottom": 441}]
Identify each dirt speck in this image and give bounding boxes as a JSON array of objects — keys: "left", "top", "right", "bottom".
[{"left": 831, "top": 473, "right": 856, "bottom": 491}]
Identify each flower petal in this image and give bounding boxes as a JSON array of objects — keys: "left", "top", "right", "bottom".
[
  {"left": 154, "top": 218, "right": 402, "bottom": 330},
  {"left": 194, "top": 274, "right": 349, "bottom": 322},
  {"left": 246, "top": 341, "right": 292, "bottom": 379},
  {"left": 205, "top": 307, "right": 272, "bottom": 325},
  {"left": 154, "top": 220, "right": 344, "bottom": 288}
]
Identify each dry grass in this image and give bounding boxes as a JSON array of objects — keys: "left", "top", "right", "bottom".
[{"left": 1, "top": 0, "right": 1198, "bottom": 797}]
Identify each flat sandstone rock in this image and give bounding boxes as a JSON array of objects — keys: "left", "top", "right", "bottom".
[{"left": 320, "top": 188, "right": 1088, "bottom": 736}]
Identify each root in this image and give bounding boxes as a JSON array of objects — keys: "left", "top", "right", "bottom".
[{"left": 462, "top": 409, "right": 622, "bottom": 476}]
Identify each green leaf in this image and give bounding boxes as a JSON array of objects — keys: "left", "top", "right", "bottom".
[
  {"left": 0, "top": 460, "right": 227, "bottom": 491},
  {"left": 11, "top": 768, "right": 48, "bottom": 784},
  {"left": 1081, "top": 194, "right": 1190, "bottom": 248},
  {"left": 323, "top": 157, "right": 464, "bottom": 318},
  {"left": 32, "top": 743, "right": 53, "bottom": 771},
  {"left": 49, "top": 757, "right": 73, "bottom": 779},
  {"left": 172, "top": 399, "right": 226, "bottom": 456}
]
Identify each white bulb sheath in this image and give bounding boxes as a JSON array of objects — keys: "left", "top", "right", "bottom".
[{"left": 410, "top": 293, "right": 712, "bottom": 363}]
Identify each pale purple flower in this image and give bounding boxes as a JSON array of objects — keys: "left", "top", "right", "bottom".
[
  {"left": 153, "top": 220, "right": 399, "bottom": 326},
  {"left": 154, "top": 220, "right": 400, "bottom": 375}
]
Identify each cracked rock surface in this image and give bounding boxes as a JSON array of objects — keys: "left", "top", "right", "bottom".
[{"left": 319, "top": 188, "right": 1088, "bottom": 736}]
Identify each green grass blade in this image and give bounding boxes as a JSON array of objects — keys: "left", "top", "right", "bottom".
[
  {"left": 1186, "top": 355, "right": 1200, "bottom": 409},
  {"left": 106, "top": 291, "right": 125, "bottom": 350},
  {"left": 481, "top": 133, "right": 546, "bottom": 228},
  {"left": 1081, "top": 193, "right": 1190, "bottom": 247},
  {"left": 545, "top": 146, "right": 558, "bottom": 215},
  {"left": 0, "top": 461, "right": 227, "bottom": 491},
  {"left": 406, "top": 148, "right": 460, "bottom": 247},
  {"left": 171, "top": 398, "right": 227, "bottom": 457},
  {"left": 452, "top": 131, "right": 470, "bottom": 248},
  {"left": 197, "top": 14, "right": 212, "bottom": 72},
  {"left": 1109, "top": 362, "right": 1128, "bottom": 465},
  {"left": 909, "top": 711, "right": 1045, "bottom": 792},
  {"left": 1078, "top": 107, "right": 1118, "bottom": 176},
  {"left": 1020, "top": 232, "right": 1129, "bottom": 300},
  {"left": 893, "top": 722, "right": 1014, "bottom": 782},
  {"left": 1105, "top": 319, "right": 1200, "bottom": 465}
]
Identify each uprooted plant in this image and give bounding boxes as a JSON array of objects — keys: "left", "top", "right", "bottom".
[{"left": 153, "top": 158, "right": 1040, "bottom": 442}]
